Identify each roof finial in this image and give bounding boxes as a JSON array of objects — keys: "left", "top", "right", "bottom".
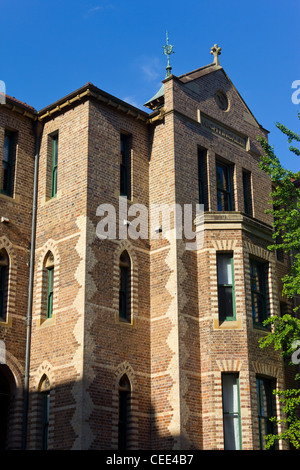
[
  {"left": 162, "top": 31, "right": 174, "bottom": 78},
  {"left": 210, "top": 43, "right": 221, "bottom": 66}
]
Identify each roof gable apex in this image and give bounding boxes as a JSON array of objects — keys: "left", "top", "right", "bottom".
[{"left": 178, "top": 65, "right": 266, "bottom": 132}]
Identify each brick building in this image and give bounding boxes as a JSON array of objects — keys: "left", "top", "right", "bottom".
[{"left": 0, "top": 45, "right": 296, "bottom": 450}]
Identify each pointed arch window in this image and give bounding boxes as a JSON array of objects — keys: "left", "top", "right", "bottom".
[
  {"left": 119, "top": 251, "right": 131, "bottom": 322},
  {"left": 118, "top": 374, "right": 131, "bottom": 450},
  {"left": 0, "top": 249, "right": 9, "bottom": 322},
  {"left": 39, "top": 375, "right": 51, "bottom": 450},
  {"left": 43, "top": 252, "right": 55, "bottom": 320}
]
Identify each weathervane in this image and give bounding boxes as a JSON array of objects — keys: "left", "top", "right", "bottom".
[{"left": 162, "top": 31, "right": 174, "bottom": 78}]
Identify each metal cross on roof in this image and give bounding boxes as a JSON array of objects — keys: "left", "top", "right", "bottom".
[
  {"left": 162, "top": 32, "right": 174, "bottom": 78},
  {"left": 211, "top": 44, "right": 221, "bottom": 66}
]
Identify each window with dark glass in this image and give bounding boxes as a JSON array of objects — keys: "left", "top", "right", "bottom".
[
  {"left": 0, "top": 365, "right": 15, "bottom": 450},
  {"left": 118, "top": 375, "right": 131, "bottom": 450},
  {"left": 275, "top": 224, "right": 284, "bottom": 262},
  {"left": 51, "top": 134, "right": 58, "bottom": 198},
  {"left": 280, "top": 301, "right": 288, "bottom": 317},
  {"left": 120, "top": 134, "right": 131, "bottom": 198},
  {"left": 1, "top": 131, "right": 15, "bottom": 196},
  {"left": 119, "top": 251, "right": 131, "bottom": 321},
  {"left": 276, "top": 244, "right": 284, "bottom": 262},
  {"left": 198, "top": 148, "right": 208, "bottom": 210},
  {"left": 242, "top": 170, "right": 252, "bottom": 216},
  {"left": 256, "top": 376, "right": 276, "bottom": 450},
  {"left": 250, "top": 258, "right": 268, "bottom": 325},
  {"left": 0, "top": 249, "right": 9, "bottom": 322},
  {"left": 42, "top": 391, "right": 50, "bottom": 450},
  {"left": 216, "top": 161, "right": 233, "bottom": 211},
  {"left": 222, "top": 373, "right": 242, "bottom": 450},
  {"left": 39, "top": 375, "right": 50, "bottom": 450},
  {"left": 217, "top": 253, "right": 235, "bottom": 321}
]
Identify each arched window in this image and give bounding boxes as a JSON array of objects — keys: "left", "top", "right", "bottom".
[
  {"left": 0, "top": 249, "right": 9, "bottom": 322},
  {"left": 0, "top": 365, "right": 16, "bottom": 450},
  {"left": 119, "top": 251, "right": 131, "bottom": 322},
  {"left": 43, "top": 252, "right": 54, "bottom": 319},
  {"left": 118, "top": 374, "right": 131, "bottom": 450},
  {"left": 39, "top": 375, "right": 50, "bottom": 450}
]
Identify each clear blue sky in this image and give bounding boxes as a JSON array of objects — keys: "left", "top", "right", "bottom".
[{"left": 1, "top": 0, "right": 299, "bottom": 172}]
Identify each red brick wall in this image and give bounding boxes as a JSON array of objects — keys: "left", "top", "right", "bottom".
[
  {"left": 1, "top": 66, "right": 293, "bottom": 450},
  {"left": 0, "top": 105, "right": 35, "bottom": 449}
]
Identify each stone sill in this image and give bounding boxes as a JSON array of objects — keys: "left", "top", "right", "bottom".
[{"left": 213, "top": 318, "right": 242, "bottom": 330}]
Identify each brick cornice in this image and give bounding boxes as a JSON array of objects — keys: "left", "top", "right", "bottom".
[{"left": 195, "top": 212, "right": 273, "bottom": 242}]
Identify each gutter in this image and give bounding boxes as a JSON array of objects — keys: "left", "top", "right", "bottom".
[
  {"left": 22, "top": 120, "right": 42, "bottom": 450},
  {"left": 37, "top": 83, "right": 149, "bottom": 123}
]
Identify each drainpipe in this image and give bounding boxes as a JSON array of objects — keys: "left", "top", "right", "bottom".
[{"left": 22, "top": 119, "right": 42, "bottom": 450}]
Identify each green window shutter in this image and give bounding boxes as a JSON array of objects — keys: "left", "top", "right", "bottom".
[
  {"left": 51, "top": 135, "right": 58, "bottom": 198},
  {"left": 47, "top": 267, "right": 54, "bottom": 319}
]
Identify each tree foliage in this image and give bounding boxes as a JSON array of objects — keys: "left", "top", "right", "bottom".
[{"left": 257, "top": 113, "right": 300, "bottom": 449}]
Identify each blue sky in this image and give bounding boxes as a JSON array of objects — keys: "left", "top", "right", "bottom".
[{"left": 1, "top": 0, "right": 299, "bottom": 171}]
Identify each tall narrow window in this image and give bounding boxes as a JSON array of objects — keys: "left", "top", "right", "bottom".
[
  {"left": 217, "top": 253, "right": 235, "bottom": 321},
  {"left": 276, "top": 240, "right": 284, "bottom": 262},
  {"left": 119, "top": 251, "right": 131, "bottom": 322},
  {"left": 222, "top": 373, "right": 242, "bottom": 450},
  {"left": 256, "top": 377, "right": 276, "bottom": 450},
  {"left": 43, "top": 252, "right": 54, "bottom": 320},
  {"left": 118, "top": 375, "right": 131, "bottom": 450},
  {"left": 250, "top": 258, "right": 267, "bottom": 325},
  {"left": 51, "top": 134, "right": 58, "bottom": 198},
  {"left": 198, "top": 148, "right": 207, "bottom": 209},
  {"left": 0, "top": 249, "right": 9, "bottom": 322},
  {"left": 2, "top": 131, "right": 15, "bottom": 196},
  {"left": 47, "top": 266, "right": 54, "bottom": 319},
  {"left": 120, "top": 134, "right": 131, "bottom": 198},
  {"left": 42, "top": 391, "right": 50, "bottom": 450},
  {"left": 0, "top": 365, "right": 15, "bottom": 450},
  {"left": 216, "top": 161, "right": 233, "bottom": 211},
  {"left": 39, "top": 375, "right": 51, "bottom": 450},
  {"left": 242, "top": 170, "right": 252, "bottom": 216}
]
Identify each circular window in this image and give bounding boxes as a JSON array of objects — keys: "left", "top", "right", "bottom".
[{"left": 215, "top": 90, "right": 229, "bottom": 111}]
